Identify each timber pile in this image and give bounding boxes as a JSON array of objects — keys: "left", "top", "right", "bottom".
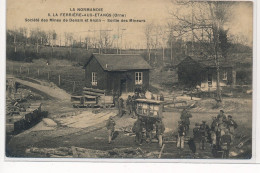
[
  {"left": 25, "top": 146, "right": 159, "bottom": 158},
  {"left": 71, "top": 87, "right": 114, "bottom": 108}
]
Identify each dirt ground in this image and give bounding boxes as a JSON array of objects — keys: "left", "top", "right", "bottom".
[{"left": 5, "top": 77, "right": 252, "bottom": 159}]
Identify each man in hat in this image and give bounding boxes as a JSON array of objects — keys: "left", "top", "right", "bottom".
[
  {"left": 193, "top": 123, "right": 201, "bottom": 153},
  {"left": 180, "top": 108, "right": 192, "bottom": 133},
  {"left": 226, "top": 115, "right": 238, "bottom": 140},
  {"left": 118, "top": 98, "right": 124, "bottom": 117},
  {"left": 155, "top": 118, "right": 165, "bottom": 147},
  {"left": 217, "top": 110, "right": 227, "bottom": 122},
  {"left": 106, "top": 116, "right": 116, "bottom": 144},
  {"left": 199, "top": 121, "right": 210, "bottom": 150},
  {"left": 126, "top": 95, "right": 133, "bottom": 116},
  {"left": 220, "top": 129, "right": 232, "bottom": 158},
  {"left": 131, "top": 92, "right": 140, "bottom": 119},
  {"left": 177, "top": 121, "right": 186, "bottom": 150},
  {"left": 132, "top": 117, "right": 143, "bottom": 145}
]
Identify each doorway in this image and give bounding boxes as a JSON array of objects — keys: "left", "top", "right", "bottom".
[{"left": 120, "top": 79, "right": 126, "bottom": 95}]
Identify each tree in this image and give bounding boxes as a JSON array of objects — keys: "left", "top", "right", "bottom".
[
  {"left": 144, "top": 23, "right": 155, "bottom": 63},
  {"left": 169, "top": 1, "right": 234, "bottom": 102},
  {"left": 99, "top": 30, "right": 114, "bottom": 54}
]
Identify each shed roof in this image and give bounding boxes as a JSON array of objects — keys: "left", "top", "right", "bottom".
[
  {"left": 84, "top": 54, "right": 151, "bottom": 71},
  {"left": 177, "top": 56, "right": 233, "bottom": 68}
]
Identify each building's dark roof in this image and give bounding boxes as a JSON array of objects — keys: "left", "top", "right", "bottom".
[
  {"left": 177, "top": 56, "right": 233, "bottom": 68},
  {"left": 84, "top": 54, "right": 151, "bottom": 71}
]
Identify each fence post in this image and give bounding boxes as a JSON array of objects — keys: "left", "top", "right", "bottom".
[
  {"left": 27, "top": 68, "right": 30, "bottom": 75},
  {"left": 73, "top": 81, "right": 76, "bottom": 92},
  {"left": 20, "top": 66, "right": 22, "bottom": 74},
  {"left": 48, "top": 72, "right": 50, "bottom": 80},
  {"left": 38, "top": 69, "right": 40, "bottom": 76},
  {"left": 58, "top": 75, "right": 61, "bottom": 86}
]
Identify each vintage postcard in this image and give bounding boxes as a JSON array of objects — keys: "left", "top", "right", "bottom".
[{"left": 5, "top": 0, "right": 254, "bottom": 161}]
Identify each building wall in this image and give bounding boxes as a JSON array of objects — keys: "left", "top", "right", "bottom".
[
  {"left": 85, "top": 58, "right": 150, "bottom": 94},
  {"left": 85, "top": 57, "right": 107, "bottom": 90},
  {"left": 200, "top": 67, "right": 233, "bottom": 91},
  {"left": 107, "top": 70, "right": 149, "bottom": 94}
]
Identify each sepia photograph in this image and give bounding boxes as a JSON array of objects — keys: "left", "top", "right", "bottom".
[{"left": 5, "top": 0, "right": 254, "bottom": 160}]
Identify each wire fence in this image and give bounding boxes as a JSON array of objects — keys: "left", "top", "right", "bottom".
[{"left": 6, "top": 65, "right": 85, "bottom": 95}]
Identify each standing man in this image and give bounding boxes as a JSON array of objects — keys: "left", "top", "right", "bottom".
[
  {"left": 106, "top": 116, "right": 116, "bottom": 144},
  {"left": 226, "top": 115, "right": 238, "bottom": 140},
  {"left": 217, "top": 110, "right": 227, "bottom": 122},
  {"left": 126, "top": 95, "right": 133, "bottom": 116},
  {"left": 199, "top": 121, "right": 210, "bottom": 150},
  {"left": 220, "top": 129, "right": 232, "bottom": 158},
  {"left": 131, "top": 92, "right": 140, "bottom": 119},
  {"left": 177, "top": 121, "right": 186, "bottom": 150},
  {"left": 180, "top": 108, "right": 192, "bottom": 133},
  {"left": 193, "top": 123, "right": 201, "bottom": 154},
  {"left": 145, "top": 118, "right": 154, "bottom": 144},
  {"left": 118, "top": 98, "right": 124, "bottom": 117},
  {"left": 155, "top": 118, "right": 165, "bottom": 147},
  {"left": 132, "top": 117, "right": 143, "bottom": 145}
]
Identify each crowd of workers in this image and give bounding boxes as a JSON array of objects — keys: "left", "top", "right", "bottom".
[
  {"left": 106, "top": 91, "right": 238, "bottom": 158},
  {"left": 176, "top": 109, "right": 238, "bottom": 158}
]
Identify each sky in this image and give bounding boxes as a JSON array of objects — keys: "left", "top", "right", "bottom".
[{"left": 6, "top": 0, "right": 253, "bottom": 48}]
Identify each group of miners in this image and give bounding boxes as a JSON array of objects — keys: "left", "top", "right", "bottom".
[
  {"left": 114, "top": 92, "right": 140, "bottom": 118},
  {"left": 114, "top": 91, "right": 164, "bottom": 118},
  {"left": 132, "top": 117, "right": 165, "bottom": 147},
  {"left": 106, "top": 115, "right": 165, "bottom": 147},
  {"left": 107, "top": 92, "right": 238, "bottom": 158},
  {"left": 191, "top": 110, "right": 238, "bottom": 158}
]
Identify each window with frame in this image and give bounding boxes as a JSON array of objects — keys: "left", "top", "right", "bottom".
[
  {"left": 91, "top": 72, "right": 97, "bottom": 86},
  {"left": 223, "top": 70, "right": 227, "bottom": 80},
  {"left": 135, "top": 72, "right": 143, "bottom": 85}
]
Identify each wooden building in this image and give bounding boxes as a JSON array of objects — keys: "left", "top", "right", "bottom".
[
  {"left": 176, "top": 56, "right": 235, "bottom": 91},
  {"left": 83, "top": 54, "right": 151, "bottom": 95}
]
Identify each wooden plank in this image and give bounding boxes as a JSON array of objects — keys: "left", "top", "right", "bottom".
[
  {"left": 83, "top": 91, "right": 104, "bottom": 96},
  {"left": 83, "top": 95, "right": 97, "bottom": 99},
  {"left": 83, "top": 87, "right": 105, "bottom": 94},
  {"left": 158, "top": 144, "right": 165, "bottom": 158}
]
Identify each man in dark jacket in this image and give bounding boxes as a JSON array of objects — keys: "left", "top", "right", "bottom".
[
  {"left": 180, "top": 108, "right": 192, "bottom": 133},
  {"left": 199, "top": 121, "right": 210, "bottom": 150},
  {"left": 118, "top": 98, "right": 124, "bottom": 117},
  {"left": 177, "top": 121, "right": 186, "bottom": 150},
  {"left": 132, "top": 117, "right": 143, "bottom": 145},
  {"left": 193, "top": 123, "right": 201, "bottom": 153},
  {"left": 126, "top": 95, "right": 133, "bottom": 116},
  {"left": 131, "top": 92, "right": 140, "bottom": 119},
  {"left": 217, "top": 110, "right": 227, "bottom": 122},
  {"left": 106, "top": 116, "right": 116, "bottom": 144},
  {"left": 220, "top": 129, "right": 232, "bottom": 158},
  {"left": 226, "top": 115, "right": 238, "bottom": 140},
  {"left": 155, "top": 118, "right": 165, "bottom": 147},
  {"left": 145, "top": 118, "right": 154, "bottom": 143}
]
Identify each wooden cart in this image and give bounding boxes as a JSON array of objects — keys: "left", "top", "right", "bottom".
[{"left": 135, "top": 98, "right": 164, "bottom": 146}]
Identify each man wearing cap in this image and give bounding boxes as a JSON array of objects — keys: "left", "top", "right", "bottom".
[
  {"left": 118, "top": 98, "right": 124, "bottom": 117},
  {"left": 217, "top": 110, "right": 227, "bottom": 122},
  {"left": 226, "top": 115, "right": 238, "bottom": 140},
  {"left": 199, "top": 121, "right": 210, "bottom": 150},
  {"left": 193, "top": 123, "right": 201, "bottom": 153},
  {"left": 177, "top": 121, "right": 186, "bottom": 150},
  {"left": 155, "top": 118, "right": 165, "bottom": 147},
  {"left": 131, "top": 92, "right": 140, "bottom": 119},
  {"left": 220, "top": 129, "right": 232, "bottom": 158},
  {"left": 106, "top": 116, "right": 116, "bottom": 144},
  {"left": 132, "top": 117, "right": 143, "bottom": 145},
  {"left": 126, "top": 95, "right": 133, "bottom": 116},
  {"left": 180, "top": 108, "right": 192, "bottom": 133}
]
